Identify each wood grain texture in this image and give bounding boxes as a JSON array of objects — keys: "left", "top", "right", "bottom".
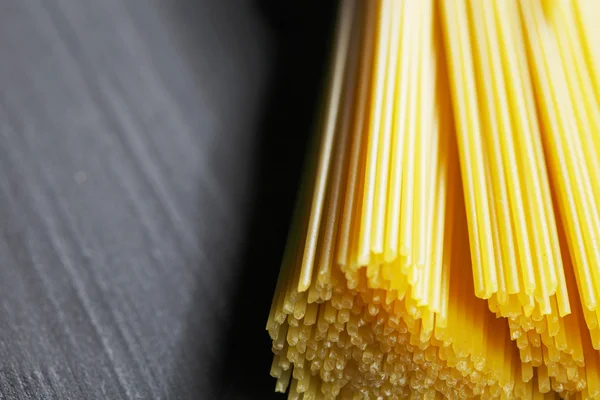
[{"left": 0, "top": 0, "right": 335, "bottom": 398}]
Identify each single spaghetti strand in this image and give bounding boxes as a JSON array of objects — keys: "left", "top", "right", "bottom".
[
  {"left": 399, "top": 0, "right": 421, "bottom": 269},
  {"left": 417, "top": 75, "right": 440, "bottom": 307},
  {"left": 413, "top": 0, "right": 435, "bottom": 271},
  {"left": 412, "top": 0, "right": 436, "bottom": 305},
  {"left": 430, "top": 37, "right": 458, "bottom": 315},
  {"left": 425, "top": 12, "right": 449, "bottom": 314}
]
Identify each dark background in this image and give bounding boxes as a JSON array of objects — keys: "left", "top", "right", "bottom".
[{"left": 0, "top": 0, "right": 335, "bottom": 398}]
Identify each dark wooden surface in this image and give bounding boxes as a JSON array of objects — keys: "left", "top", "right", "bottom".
[{"left": 0, "top": 0, "right": 335, "bottom": 398}]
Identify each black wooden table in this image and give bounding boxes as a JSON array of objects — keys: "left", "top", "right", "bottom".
[{"left": 0, "top": 1, "right": 335, "bottom": 398}]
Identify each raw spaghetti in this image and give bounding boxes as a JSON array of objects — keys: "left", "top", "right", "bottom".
[{"left": 266, "top": 0, "right": 600, "bottom": 398}]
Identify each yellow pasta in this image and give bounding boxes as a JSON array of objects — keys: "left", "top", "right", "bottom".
[{"left": 266, "top": 0, "right": 600, "bottom": 398}]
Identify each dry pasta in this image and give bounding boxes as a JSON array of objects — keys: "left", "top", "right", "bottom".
[{"left": 266, "top": 0, "right": 600, "bottom": 398}]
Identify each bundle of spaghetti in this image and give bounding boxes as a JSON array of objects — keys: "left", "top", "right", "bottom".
[
  {"left": 520, "top": 0, "right": 600, "bottom": 344},
  {"left": 442, "top": 0, "right": 600, "bottom": 395},
  {"left": 520, "top": 0, "right": 600, "bottom": 395},
  {"left": 445, "top": 0, "right": 600, "bottom": 394},
  {"left": 439, "top": 0, "right": 585, "bottom": 392},
  {"left": 266, "top": 0, "right": 600, "bottom": 398},
  {"left": 267, "top": 1, "right": 546, "bottom": 398},
  {"left": 267, "top": 196, "right": 530, "bottom": 398}
]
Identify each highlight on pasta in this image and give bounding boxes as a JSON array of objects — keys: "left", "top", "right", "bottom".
[{"left": 265, "top": 0, "right": 600, "bottom": 398}]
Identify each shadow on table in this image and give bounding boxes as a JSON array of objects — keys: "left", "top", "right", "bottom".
[
  {"left": 214, "top": 1, "right": 337, "bottom": 398},
  {"left": 162, "top": 0, "right": 337, "bottom": 398}
]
